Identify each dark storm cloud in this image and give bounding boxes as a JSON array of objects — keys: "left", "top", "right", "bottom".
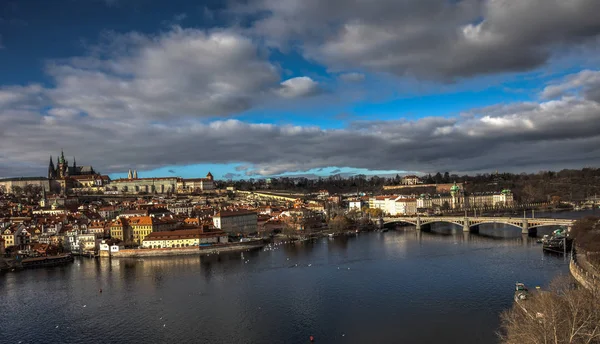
[{"left": 237, "top": 0, "right": 600, "bottom": 79}]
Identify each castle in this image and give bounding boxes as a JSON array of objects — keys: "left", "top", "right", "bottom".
[
  {"left": 48, "top": 150, "right": 98, "bottom": 180},
  {"left": 46, "top": 151, "right": 106, "bottom": 194}
]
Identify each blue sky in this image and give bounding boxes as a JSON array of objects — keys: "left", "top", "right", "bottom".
[{"left": 1, "top": 0, "right": 600, "bottom": 180}]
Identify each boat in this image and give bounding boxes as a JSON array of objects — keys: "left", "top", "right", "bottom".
[
  {"left": 514, "top": 282, "right": 529, "bottom": 301},
  {"left": 542, "top": 228, "right": 572, "bottom": 254}
]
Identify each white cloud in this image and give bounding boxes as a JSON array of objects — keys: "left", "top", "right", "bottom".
[{"left": 276, "top": 76, "right": 322, "bottom": 98}]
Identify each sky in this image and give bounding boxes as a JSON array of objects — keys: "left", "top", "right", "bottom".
[{"left": 1, "top": 0, "right": 600, "bottom": 180}]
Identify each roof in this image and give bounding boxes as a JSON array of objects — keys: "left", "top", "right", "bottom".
[{"left": 215, "top": 210, "right": 257, "bottom": 218}]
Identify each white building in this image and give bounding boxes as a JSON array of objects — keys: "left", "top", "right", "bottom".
[
  {"left": 348, "top": 200, "right": 363, "bottom": 211},
  {"left": 213, "top": 210, "right": 258, "bottom": 234}
]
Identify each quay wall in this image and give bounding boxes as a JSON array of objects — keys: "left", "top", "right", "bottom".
[
  {"left": 570, "top": 255, "right": 599, "bottom": 290},
  {"left": 101, "top": 242, "right": 265, "bottom": 258}
]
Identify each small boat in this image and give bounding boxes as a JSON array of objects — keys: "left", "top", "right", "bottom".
[{"left": 514, "top": 282, "right": 528, "bottom": 301}]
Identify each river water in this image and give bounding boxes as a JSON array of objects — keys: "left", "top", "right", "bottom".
[{"left": 1, "top": 209, "right": 597, "bottom": 344}]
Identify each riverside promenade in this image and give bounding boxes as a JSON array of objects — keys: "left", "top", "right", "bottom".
[{"left": 570, "top": 249, "right": 600, "bottom": 290}]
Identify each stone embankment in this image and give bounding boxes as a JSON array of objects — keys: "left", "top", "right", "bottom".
[
  {"left": 102, "top": 241, "right": 265, "bottom": 258},
  {"left": 570, "top": 250, "right": 600, "bottom": 290}
]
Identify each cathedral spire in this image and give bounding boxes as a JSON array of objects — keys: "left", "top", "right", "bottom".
[
  {"left": 48, "top": 156, "right": 55, "bottom": 179},
  {"left": 133, "top": 170, "right": 138, "bottom": 179},
  {"left": 128, "top": 169, "right": 133, "bottom": 179},
  {"left": 73, "top": 156, "right": 77, "bottom": 169}
]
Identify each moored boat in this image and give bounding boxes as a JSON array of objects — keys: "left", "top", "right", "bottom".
[{"left": 514, "top": 282, "right": 528, "bottom": 301}]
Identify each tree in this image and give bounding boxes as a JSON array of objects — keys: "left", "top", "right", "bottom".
[
  {"left": 499, "top": 276, "right": 600, "bottom": 344},
  {"left": 443, "top": 172, "right": 450, "bottom": 183},
  {"left": 11, "top": 186, "right": 22, "bottom": 195},
  {"left": 441, "top": 201, "right": 450, "bottom": 211},
  {"left": 328, "top": 214, "right": 352, "bottom": 233}
]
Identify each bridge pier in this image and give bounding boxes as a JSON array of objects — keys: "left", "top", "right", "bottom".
[
  {"left": 463, "top": 217, "right": 470, "bottom": 232},
  {"left": 416, "top": 216, "right": 421, "bottom": 231},
  {"left": 521, "top": 219, "right": 529, "bottom": 234}
]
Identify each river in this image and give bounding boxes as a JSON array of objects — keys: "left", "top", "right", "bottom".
[{"left": 1, "top": 209, "right": 597, "bottom": 344}]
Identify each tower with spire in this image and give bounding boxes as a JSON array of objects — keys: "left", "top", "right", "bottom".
[{"left": 48, "top": 156, "right": 56, "bottom": 179}]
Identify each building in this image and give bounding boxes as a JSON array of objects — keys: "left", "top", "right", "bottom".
[
  {"left": 109, "top": 174, "right": 178, "bottom": 195},
  {"left": 142, "top": 228, "right": 228, "bottom": 248},
  {"left": 213, "top": 210, "right": 258, "bottom": 234},
  {"left": 177, "top": 172, "right": 215, "bottom": 193},
  {"left": 348, "top": 200, "right": 363, "bottom": 211},
  {"left": 110, "top": 216, "right": 180, "bottom": 244},
  {"left": 402, "top": 175, "right": 421, "bottom": 185},
  {"left": 1, "top": 225, "right": 17, "bottom": 248},
  {"left": 47, "top": 150, "right": 104, "bottom": 193},
  {"left": 394, "top": 198, "right": 418, "bottom": 215},
  {"left": 0, "top": 177, "right": 50, "bottom": 194}
]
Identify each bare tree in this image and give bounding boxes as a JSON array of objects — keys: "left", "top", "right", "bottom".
[{"left": 499, "top": 276, "right": 600, "bottom": 344}]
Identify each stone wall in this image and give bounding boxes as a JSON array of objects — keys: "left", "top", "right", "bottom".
[{"left": 570, "top": 255, "right": 600, "bottom": 290}]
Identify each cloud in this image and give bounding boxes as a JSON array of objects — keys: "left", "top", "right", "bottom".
[
  {"left": 2, "top": 75, "right": 600, "bottom": 178},
  {"left": 338, "top": 72, "right": 365, "bottom": 82},
  {"left": 330, "top": 169, "right": 341, "bottom": 174},
  {"left": 43, "top": 26, "right": 282, "bottom": 120},
  {"left": 168, "top": 169, "right": 176, "bottom": 174},
  {"left": 239, "top": 0, "right": 600, "bottom": 79},
  {"left": 541, "top": 70, "right": 600, "bottom": 101},
  {"left": 223, "top": 173, "right": 241, "bottom": 179},
  {"left": 276, "top": 76, "right": 322, "bottom": 98}
]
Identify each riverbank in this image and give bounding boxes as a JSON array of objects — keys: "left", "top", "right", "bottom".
[{"left": 102, "top": 240, "right": 266, "bottom": 258}]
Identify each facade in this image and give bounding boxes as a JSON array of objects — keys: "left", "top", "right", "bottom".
[
  {"left": 402, "top": 175, "right": 421, "bottom": 185},
  {"left": 109, "top": 176, "right": 178, "bottom": 195},
  {"left": 110, "top": 216, "right": 181, "bottom": 244},
  {"left": 0, "top": 237, "right": 5, "bottom": 254},
  {"left": 177, "top": 173, "right": 215, "bottom": 193},
  {"left": 0, "top": 177, "right": 50, "bottom": 193},
  {"left": 142, "top": 229, "right": 228, "bottom": 248},
  {"left": 394, "top": 198, "right": 418, "bottom": 215},
  {"left": 348, "top": 200, "right": 363, "bottom": 211},
  {"left": 213, "top": 210, "right": 258, "bottom": 234},
  {"left": 1, "top": 227, "right": 16, "bottom": 248}
]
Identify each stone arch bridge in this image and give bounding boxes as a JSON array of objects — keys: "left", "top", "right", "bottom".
[{"left": 383, "top": 216, "right": 575, "bottom": 234}]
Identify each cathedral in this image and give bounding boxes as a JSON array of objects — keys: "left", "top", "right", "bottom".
[{"left": 48, "top": 150, "right": 97, "bottom": 180}]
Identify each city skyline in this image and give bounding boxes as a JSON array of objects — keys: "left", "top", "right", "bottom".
[{"left": 1, "top": 0, "right": 600, "bottom": 180}]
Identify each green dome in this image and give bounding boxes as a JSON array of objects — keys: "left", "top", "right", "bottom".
[
  {"left": 450, "top": 182, "right": 460, "bottom": 192},
  {"left": 501, "top": 189, "right": 511, "bottom": 194}
]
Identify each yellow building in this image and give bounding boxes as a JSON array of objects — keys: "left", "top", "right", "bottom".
[
  {"left": 110, "top": 216, "right": 181, "bottom": 244},
  {"left": 1, "top": 226, "right": 16, "bottom": 248},
  {"left": 142, "top": 229, "right": 228, "bottom": 249}
]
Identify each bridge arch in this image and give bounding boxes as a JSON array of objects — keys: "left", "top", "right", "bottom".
[
  {"left": 384, "top": 219, "right": 417, "bottom": 226},
  {"left": 421, "top": 220, "right": 464, "bottom": 228},
  {"left": 468, "top": 221, "right": 523, "bottom": 231}
]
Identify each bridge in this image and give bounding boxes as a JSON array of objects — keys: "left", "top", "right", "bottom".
[{"left": 382, "top": 216, "right": 576, "bottom": 234}]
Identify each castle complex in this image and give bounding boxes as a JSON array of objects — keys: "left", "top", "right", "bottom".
[{"left": 0, "top": 151, "right": 215, "bottom": 195}]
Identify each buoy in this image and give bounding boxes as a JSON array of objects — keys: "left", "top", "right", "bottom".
[{"left": 309, "top": 335, "right": 315, "bottom": 342}]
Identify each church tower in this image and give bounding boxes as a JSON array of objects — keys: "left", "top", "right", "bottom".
[
  {"left": 58, "top": 150, "right": 68, "bottom": 178},
  {"left": 48, "top": 156, "right": 56, "bottom": 179}
]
